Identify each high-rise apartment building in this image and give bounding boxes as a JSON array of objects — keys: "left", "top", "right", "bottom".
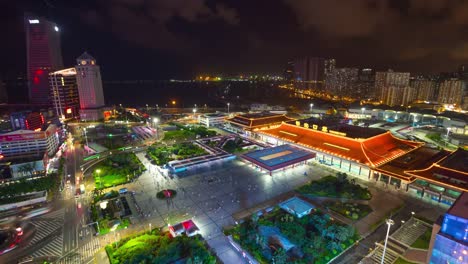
[
  {"left": 375, "top": 71, "right": 411, "bottom": 106},
  {"left": 355, "top": 68, "right": 375, "bottom": 99},
  {"left": 25, "top": 15, "right": 63, "bottom": 105},
  {"left": 75, "top": 52, "right": 105, "bottom": 121},
  {"left": 294, "top": 57, "right": 325, "bottom": 90},
  {"left": 437, "top": 79, "right": 464, "bottom": 106},
  {"left": 324, "top": 59, "right": 336, "bottom": 76},
  {"left": 325, "top": 68, "right": 358, "bottom": 97},
  {"left": 410, "top": 77, "right": 437, "bottom": 101},
  {"left": 49, "top": 68, "right": 80, "bottom": 119}
]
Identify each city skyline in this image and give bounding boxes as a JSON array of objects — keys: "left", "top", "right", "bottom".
[{"left": 3, "top": 1, "right": 468, "bottom": 82}]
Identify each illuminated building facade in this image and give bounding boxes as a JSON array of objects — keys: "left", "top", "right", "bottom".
[
  {"left": 325, "top": 68, "right": 359, "bottom": 97},
  {"left": 0, "top": 124, "right": 60, "bottom": 159},
  {"left": 375, "top": 71, "right": 410, "bottom": 106},
  {"left": 256, "top": 120, "right": 467, "bottom": 205},
  {"left": 25, "top": 112, "right": 45, "bottom": 131},
  {"left": 428, "top": 192, "right": 468, "bottom": 264},
  {"left": 25, "top": 15, "right": 63, "bottom": 105},
  {"left": 75, "top": 52, "right": 105, "bottom": 121},
  {"left": 49, "top": 68, "right": 80, "bottom": 119},
  {"left": 225, "top": 113, "right": 295, "bottom": 136},
  {"left": 410, "top": 77, "right": 437, "bottom": 101},
  {"left": 437, "top": 79, "right": 464, "bottom": 106}
]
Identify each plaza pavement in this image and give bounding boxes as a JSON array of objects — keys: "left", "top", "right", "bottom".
[
  {"left": 124, "top": 153, "right": 329, "bottom": 264},
  {"left": 92, "top": 151, "right": 450, "bottom": 264}
]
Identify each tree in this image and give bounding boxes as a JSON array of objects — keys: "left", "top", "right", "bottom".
[{"left": 272, "top": 248, "right": 288, "bottom": 264}]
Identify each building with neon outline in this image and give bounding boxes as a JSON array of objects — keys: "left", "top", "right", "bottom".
[
  {"left": 25, "top": 14, "right": 63, "bottom": 105},
  {"left": 256, "top": 119, "right": 467, "bottom": 205}
]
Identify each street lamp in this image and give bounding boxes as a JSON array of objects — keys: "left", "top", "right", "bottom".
[
  {"left": 149, "top": 223, "right": 152, "bottom": 232},
  {"left": 361, "top": 107, "right": 365, "bottom": 119},
  {"left": 227, "top": 102, "right": 230, "bottom": 114},
  {"left": 381, "top": 219, "right": 395, "bottom": 264},
  {"left": 310, "top": 103, "right": 314, "bottom": 114}
]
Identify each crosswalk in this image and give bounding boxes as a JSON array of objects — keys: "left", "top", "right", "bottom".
[
  {"left": 55, "top": 239, "right": 100, "bottom": 264},
  {"left": 78, "top": 239, "right": 100, "bottom": 262}
]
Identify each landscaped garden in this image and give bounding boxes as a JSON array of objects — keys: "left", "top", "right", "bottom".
[
  {"left": 93, "top": 153, "right": 145, "bottom": 189},
  {"left": 105, "top": 230, "right": 217, "bottom": 264},
  {"left": 297, "top": 173, "right": 372, "bottom": 200},
  {"left": 146, "top": 142, "right": 208, "bottom": 166},
  {"left": 410, "top": 229, "right": 432, "bottom": 249},
  {"left": 90, "top": 190, "right": 131, "bottom": 235},
  {"left": 325, "top": 201, "right": 372, "bottom": 220},
  {"left": 225, "top": 207, "right": 359, "bottom": 264},
  {"left": 163, "top": 124, "right": 217, "bottom": 142},
  {"left": 222, "top": 137, "right": 245, "bottom": 153}
]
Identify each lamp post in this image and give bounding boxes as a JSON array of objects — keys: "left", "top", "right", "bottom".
[
  {"left": 193, "top": 108, "right": 197, "bottom": 118},
  {"left": 310, "top": 103, "right": 314, "bottom": 115},
  {"left": 149, "top": 223, "right": 152, "bottom": 232},
  {"left": 227, "top": 103, "right": 230, "bottom": 114},
  {"left": 361, "top": 107, "right": 365, "bottom": 119},
  {"left": 381, "top": 219, "right": 395, "bottom": 264}
]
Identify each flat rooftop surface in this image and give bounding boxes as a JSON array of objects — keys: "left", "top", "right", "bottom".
[
  {"left": 447, "top": 192, "right": 468, "bottom": 219},
  {"left": 242, "top": 144, "right": 315, "bottom": 171},
  {"left": 288, "top": 118, "right": 386, "bottom": 139},
  {"left": 279, "top": 197, "right": 315, "bottom": 215}
]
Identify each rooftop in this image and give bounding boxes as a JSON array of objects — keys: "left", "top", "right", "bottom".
[
  {"left": 375, "top": 147, "right": 449, "bottom": 181},
  {"left": 258, "top": 123, "right": 421, "bottom": 167},
  {"left": 227, "top": 112, "right": 295, "bottom": 129},
  {"left": 447, "top": 192, "right": 468, "bottom": 220},
  {"left": 289, "top": 118, "right": 386, "bottom": 139},
  {"left": 405, "top": 148, "right": 468, "bottom": 192},
  {"left": 242, "top": 144, "right": 315, "bottom": 171},
  {"left": 279, "top": 197, "right": 315, "bottom": 215}
]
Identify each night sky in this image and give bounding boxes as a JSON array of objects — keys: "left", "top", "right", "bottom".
[{"left": 2, "top": 0, "right": 468, "bottom": 80}]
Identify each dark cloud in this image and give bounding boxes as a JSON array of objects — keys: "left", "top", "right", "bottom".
[
  {"left": 282, "top": 0, "right": 468, "bottom": 72},
  {"left": 79, "top": 0, "right": 240, "bottom": 50}
]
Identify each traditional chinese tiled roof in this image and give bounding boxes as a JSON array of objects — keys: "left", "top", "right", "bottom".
[
  {"left": 405, "top": 148, "right": 468, "bottom": 192},
  {"left": 226, "top": 113, "right": 295, "bottom": 129},
  {"left": 257, "top": 123, "right": 422, "bottom": 167}
]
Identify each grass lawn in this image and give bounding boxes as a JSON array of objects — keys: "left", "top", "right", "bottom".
[
  {"left": 297, "top": 174, "right": 371, "bottom": 200},
  {"left": 394, "top": 257, "right": 417, "bottom": 264},
  {"left": 106, "top": 231, "right": 217, "bottom": 264},
  {"left": 325, "top": 202, "right": 372, "bottom": 220},
  {"left": 225, "top": 207, "right": 359, "bottom": 264},
  {"left": 147, "top": 142, "right": 208, "bottom": 166},
  {"left": 411, "top": 229, "right": 432, "bottom": 249},
  {"left": 93, "top": 153, "right": 145, "bottom": 189},
  {"left": 163, "top": 125, "right": 216, "bottom": 142}
]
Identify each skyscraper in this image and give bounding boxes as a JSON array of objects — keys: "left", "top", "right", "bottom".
[
  {"left": 75, "top": 52, "right": 105, "bottom": 121},
  {"left": 49, "top": 68, "right": 80, "bottom": 119},
  {"left": 25, "top": 15, "right": 63, "bottom": 105}
]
